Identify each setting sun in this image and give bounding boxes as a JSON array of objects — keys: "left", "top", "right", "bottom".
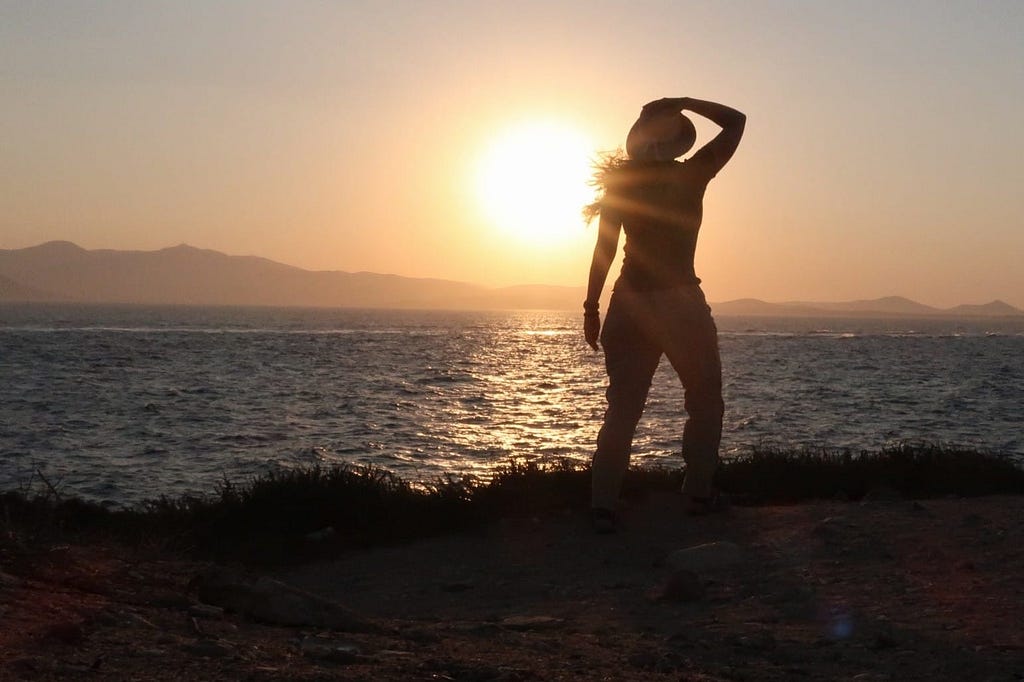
[{"left": 474, "top": 121, "right": 595, "bottom": 246}]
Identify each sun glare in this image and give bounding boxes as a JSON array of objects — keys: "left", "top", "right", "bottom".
[{"left": 475, "top": 121, "right": 595, "bottom": 246}]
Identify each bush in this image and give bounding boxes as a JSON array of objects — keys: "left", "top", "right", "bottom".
[{"left": 3, "top": 442, "right": 1021, "bottom": 563}]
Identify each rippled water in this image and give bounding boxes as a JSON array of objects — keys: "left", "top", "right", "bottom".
[{"left": 2, "top": 303, "right": 1022, "bottom": 503}]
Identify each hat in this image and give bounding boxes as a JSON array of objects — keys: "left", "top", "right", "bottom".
[{"left": 626, "top": 110, "right": 696, "bottom": 161}]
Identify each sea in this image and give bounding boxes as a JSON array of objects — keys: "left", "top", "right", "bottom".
[{"left": 2, "top": 303, "right": 1022, "bottom": 505}]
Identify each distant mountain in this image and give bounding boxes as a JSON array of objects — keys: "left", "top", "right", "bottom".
[
  {"left": 0, "top": 241, "right": 578, "bottom": 310},
  {"left": 716, "top": 296, "right": 1022, "bottom": 318},
  {"left": 711, "top": 298, "right": 822, "bottom": 317},
  {"left": 786, "top": 296, "right": 941, "bottom": 316},
  {"left": 0, "top": 272, "right": 59, "bottom": 302},
  {"left": 945, "top": 300, "right": 1022, "bottom": 317},
  {"left": 1, "top": 242, "right": 1021, "bottom": 316}
]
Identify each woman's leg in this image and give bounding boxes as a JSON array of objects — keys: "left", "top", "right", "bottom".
[
  {"left": 591, "top": 293, "right": 662, "bottom": 511},
  {"left": 659, "top": 288, "right": 724, "bottom": 500}
]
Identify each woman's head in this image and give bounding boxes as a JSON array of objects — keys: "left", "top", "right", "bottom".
[{"left": 626, "top": 109, "right": 696, "bottom": 161}]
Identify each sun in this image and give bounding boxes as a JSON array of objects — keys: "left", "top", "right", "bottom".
[{"left": 474, "top": 121, "right": 595, "bottom": 246}]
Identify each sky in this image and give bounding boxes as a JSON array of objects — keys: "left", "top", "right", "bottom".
[{"left": 2, "top": 1, "right": 1022, "bottom": 307}]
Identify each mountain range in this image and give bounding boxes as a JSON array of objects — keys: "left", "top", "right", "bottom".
[{"left": 1, "top": 241, "right": 1021, "bottom": 317}]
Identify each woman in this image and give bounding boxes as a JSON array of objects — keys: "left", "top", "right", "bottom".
[{"left": 584, "top": 96, "right": 745, "bottom": 532}]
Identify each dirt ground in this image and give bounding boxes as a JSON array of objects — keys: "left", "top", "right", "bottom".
[{"left": 2, "top": 494, "right": 1023, "bottom": 681}]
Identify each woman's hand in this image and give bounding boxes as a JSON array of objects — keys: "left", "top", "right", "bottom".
[
  {"left": 584, "top": 313, "right": 601, "bottom": 351},
  {"left": 641, "top": 97, "right": 689, "bottom": 114}
]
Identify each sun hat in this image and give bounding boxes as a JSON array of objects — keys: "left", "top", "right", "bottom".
[{"left": 626, "top": 109, "right": 697, "bottom": 161}]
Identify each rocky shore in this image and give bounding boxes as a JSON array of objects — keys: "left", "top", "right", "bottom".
[{"left": 2, "top": 492, "right": 1022, "bottom": 680}]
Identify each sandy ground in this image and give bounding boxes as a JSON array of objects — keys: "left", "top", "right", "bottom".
[{"left": 2, "top": 494, "right": 1023, "bottom": 681}]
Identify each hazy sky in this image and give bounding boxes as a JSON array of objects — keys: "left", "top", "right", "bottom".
[{"left": 2, "top": 1, "right": 1022, "bottom": 307}]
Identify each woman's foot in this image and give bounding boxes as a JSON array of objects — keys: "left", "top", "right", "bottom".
[{"left": 590, "top": 507, "right": 618, "bottom": 534}]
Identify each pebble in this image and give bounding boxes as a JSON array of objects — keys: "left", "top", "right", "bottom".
[
  {"left": 124, "top": 612, "right": 161, "bottom": 630},
  {"left": 299, "top": 637, "right": 363, "bottom": 663},
  {"left": 182, "top": 638, "right": 234, "bottom": 658},
  {"left": 440, "top": 581, "right": 474, "bottom": 593},
  {"left": 43, "top": 621, "right": 85, "bottom": 645},
  {"left": 860, "top": 486, "right": 903, "bottom": 504},
  {"left": 667, "top": 541, "right": 744, "bottom": 571},
  {"left": 962, "top": 513, "right": 988, "bottom": 528},
  {"left": 659, "top": 569, "right": 705, "bottom": 602},
  {"left": 0, "top": 570, "right": 24, "bottom": 589},
  {"left": 304, "top": 527, "right": 335, "bottom": 542},
  {"left": 188, "top": 604, "right": 225, "bottom": 619},
  {"left": 194, "top": 567, "right": 382, "bottom": 632},
  {"left": 499, "top": 615, "right": 564, "bottom": 631}
]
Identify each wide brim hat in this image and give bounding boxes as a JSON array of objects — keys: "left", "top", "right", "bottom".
[{"left": 626, "top": 110, "right": 697, "bottom": 161}]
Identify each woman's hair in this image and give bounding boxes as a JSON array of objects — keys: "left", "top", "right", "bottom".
[{"left": 582, "top": 149, "right": 630, "bottom": 224}]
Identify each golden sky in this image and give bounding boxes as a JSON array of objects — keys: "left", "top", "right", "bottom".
[{"left": 2, "top": 1, "right": 1022, "bottom": 307}]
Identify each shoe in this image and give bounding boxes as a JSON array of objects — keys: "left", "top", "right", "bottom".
[
  {"left": 682, "top": 491, "right": 731, "bottom": 516},
  {"left": 590, "top": 508, "right": 617, "bottom": 534}
]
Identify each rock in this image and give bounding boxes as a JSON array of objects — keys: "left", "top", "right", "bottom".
[
  {"left": 667, "top": 541, "right": 744, "bottom": 572},
  {"left": 812, "top": 515, "right": 852, "bottom": 537},
  {"left": 659, "top": 569, "right": 705, "bottom": 602},
  {"left": 962, "top": 513, "right": 988, "bottom": 528},
  {"left": 440, "top": 580, "right": 475, "bottom": 593},
  {"left": 734, "top": 631, "right": 777, "bottom": 651},
  {"left": 304, "top": 527, "right": 335, "bottom": 542},
  {"left": 4, "top": 657, "right": 41, "bottom": 675},
  {"left": 499, "top": 615, "right": 564, "bottom": 631},
  {"left": 192, "top": 567, "right": 383, "bottom": 632},
  {"left": 124, "top": 612, "right": 161, "bottom": 630},
  {"left": 449, "top": 621, "right": 502, "bottom": 634},
  {"left": 188, "top": 604, "right": 225, "bottom": 619},
  {"left": 182, "top": 638, "right": 234, "bottom": 658},
  {"left": 376, "top": 649, "right": 415, "bottom": 659},
  {"left": 860, "top": 486, "right": 903, "bottom": 504},
  {"left": 0, "top": 570, "right": 24, "bottom": 589},
  {"left": 870, "top": 630, "right": 901, "bottom": 650},
  {"left": 300, "top": 636, "right": 363, "bottom": 663},
  {"left": 909, "top": 501, "right": 932, "bottom": 514},
  {"left": 43, "top": 621, "right": 85, "bottom": 645},
  {"left": 774, "top": 585, "right": 817, "bottom": 619}
]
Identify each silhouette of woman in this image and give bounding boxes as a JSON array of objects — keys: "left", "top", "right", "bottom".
[{"left": 583, "top": 97, "right": 745, "bottom": 532}]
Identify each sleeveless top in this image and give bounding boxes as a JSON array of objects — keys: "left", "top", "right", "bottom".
[{"left": 602, "top": 147, "right": 719, "bottom": 291}]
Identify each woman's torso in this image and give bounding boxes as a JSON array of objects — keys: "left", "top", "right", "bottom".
[{"left": 606, "top": 159, "right": 711, "bottom": 291}]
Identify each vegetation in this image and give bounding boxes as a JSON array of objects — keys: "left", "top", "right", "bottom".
[{"left": 3, "top": 442, "right": 1022, "bottom": 564}]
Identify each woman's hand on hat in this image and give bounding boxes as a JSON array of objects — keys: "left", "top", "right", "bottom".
[{"left": 642, "top": 97, "right": 690, "bottom": 114}]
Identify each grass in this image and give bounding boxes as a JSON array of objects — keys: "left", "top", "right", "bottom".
[{"left": 2, "top": 442, "right": 1022, "bottom": 564}]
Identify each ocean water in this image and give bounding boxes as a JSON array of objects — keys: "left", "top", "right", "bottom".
[{"left": 2, "top": 303, "right": 1022, "bottom": 504}]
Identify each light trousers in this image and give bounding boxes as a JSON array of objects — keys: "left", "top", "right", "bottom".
[{"left": 592, "top": 284, "right": 724, "bottom": 510}]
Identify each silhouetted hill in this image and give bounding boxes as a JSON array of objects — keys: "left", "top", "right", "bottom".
[
  {"left": 711, "top": 298, "right": 822, "bottom": 317},
  {"left": 788, "top": 296, "right": 940, "bottom": 316},
  {"left": 1, "top": 242, "right": 1021, "bottom": 315},
  {"left": 0, "top": 241, "right": 576, "bottom": 310},
  {"left": 945, "top": 300, "right": 1021, "bottom": 317},
  {"left": 716, "top": 296, "right": 1023, "bottom": 318},
  {"left": 0, "top": 273, "right": 58, "bottom": 302}
]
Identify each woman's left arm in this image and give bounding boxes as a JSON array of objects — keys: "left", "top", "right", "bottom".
[{"left": 584, "top": 210, "right": 621, "bottom": 350}]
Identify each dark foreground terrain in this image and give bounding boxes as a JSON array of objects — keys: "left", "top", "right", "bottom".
[{"left": 2, "top": 492, "right": 1023, "bottom": 681}]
